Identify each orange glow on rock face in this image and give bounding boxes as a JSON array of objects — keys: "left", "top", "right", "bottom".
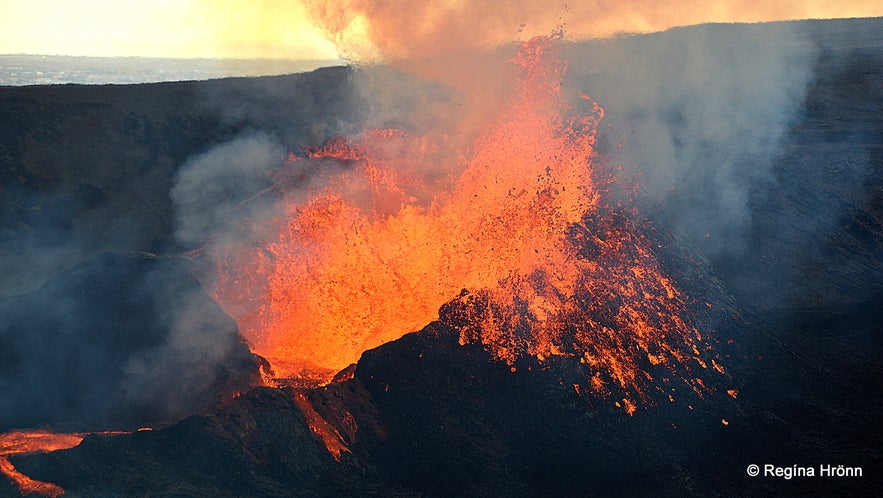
[{"left": 215, "top": 36, "right": 722, "bottom": 411}]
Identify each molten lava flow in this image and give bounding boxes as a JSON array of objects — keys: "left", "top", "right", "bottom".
[
  {"left": 0, "top": 430, "right": 83, "bottom": 497},
  {"left": 215, "top": 35, "right": 724, "bottom": 411},
  {"left": 292, "top": 391, "right": 352, "bottom": 461},
  {"left": 0, "top": 429, "right": 136, "bottom": 497}
]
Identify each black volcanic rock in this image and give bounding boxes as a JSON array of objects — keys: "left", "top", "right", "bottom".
[
  {"left": 0, "top": 252, "right": 261, "bottom": 431},
  {"left": 8, "top": 324, "right": 719, "bottom": 496},
  {"left": 10, "top": 268, "right": 881, "bottom": 496},
  {"left": 14, "top": 387, "right": 389, "bottom": 497},
  {"left": 14, "top": 297, "right": 878, "bottom": 496}
]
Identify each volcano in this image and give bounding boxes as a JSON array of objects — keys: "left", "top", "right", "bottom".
[{"left": 1, "top": 17, "right": 882, "bottom": 497}]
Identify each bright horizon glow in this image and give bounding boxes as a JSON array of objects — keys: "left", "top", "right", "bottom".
[
  {"left": 1, "top": 1, "right": 882, "bottom": 61},
  {"left": 0, "top": 0, "right": 341, "bottom": 60}
]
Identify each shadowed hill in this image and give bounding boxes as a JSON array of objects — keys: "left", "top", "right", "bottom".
[{"left": 0, "top": 66, "right": 360, "bottom": 298}]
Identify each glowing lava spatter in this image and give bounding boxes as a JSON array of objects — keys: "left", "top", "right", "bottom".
[{"left": 215, "top": 36, "right": 723, "bottom": 410}]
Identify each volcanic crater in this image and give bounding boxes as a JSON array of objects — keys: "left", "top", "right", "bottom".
[{"left": 1, "top": 17, "right": 881, "bottom": 497}]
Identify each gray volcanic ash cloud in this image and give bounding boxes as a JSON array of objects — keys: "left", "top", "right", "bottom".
[{"left": 0, "top": 74, "right": 360, "bottom": 431}]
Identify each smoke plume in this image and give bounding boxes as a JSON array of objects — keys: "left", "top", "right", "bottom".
[
  {"left": 171, "top": 132, "right": 284, "bottom": 249},
  {"left": 565, "top": 22, "right": 816, "bottom": 257},
  {"left": 305, "top": 0, "right": 882, "bottom": 60},
  {"left": 0, "top": 253, "right": 258, "bottom": 431}
]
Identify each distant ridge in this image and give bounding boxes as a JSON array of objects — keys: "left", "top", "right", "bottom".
[
  {"left": 4, "top": 17, "right": 882, "bottom": 87},
  {"left": 0, "top": 54, "right": 344, "bottom": 86}
]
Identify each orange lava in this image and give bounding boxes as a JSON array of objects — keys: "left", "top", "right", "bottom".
[
  {"left": 0, "top": 430, "right": 83, "bottom": 497},
  {"left": 292, "top": 392, "right": 351, "bottom": 461},
  {"left": 215, "top": 36, "right": 723, "bottom": 411}
]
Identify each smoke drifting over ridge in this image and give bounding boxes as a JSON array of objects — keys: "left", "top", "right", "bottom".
[
  {"left": 562, "top": 19, "right": 883, "bottom": 310},
  {"left": 566, "top": 22, "right": 816, "bottom": 258},
  {"left": 296, "top": 3, "right": 837, "bottom": 262},
  {"left": 172, "top": 132, "right": 284, "bottom": 250},
  {"left": 321, "top": 8, "right": 881, "bottom": 303},
  {"left": 305, "top": 0, "right": 883, "bottom": 61},
  {"left": 304, "top": 1, "right": 879, "bottom": 143}
]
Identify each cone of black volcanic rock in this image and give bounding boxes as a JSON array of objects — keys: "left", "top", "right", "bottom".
[
  {"left": 0, "top": 252, "right": 261, "bottom": 431},
  {"left": 11, "top": 238, "right": 881, "bottom": 496}
]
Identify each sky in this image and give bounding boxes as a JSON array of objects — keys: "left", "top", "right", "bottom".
[
  {"left": 0, "top": 0, "right": 339, "bottom": 59},
  {"left": 1, "top": 0, "right": 882, "bottom": 60}
]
